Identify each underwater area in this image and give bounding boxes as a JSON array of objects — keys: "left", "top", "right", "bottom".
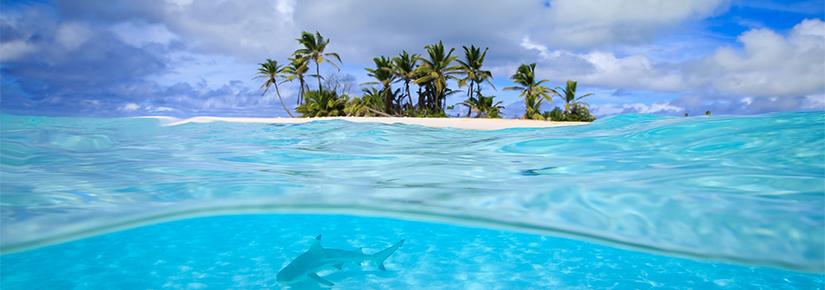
[{"left": 1, "top": 112, "right": 824, "bottom": 289}]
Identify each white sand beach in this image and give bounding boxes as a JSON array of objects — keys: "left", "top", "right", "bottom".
[{"left": 152, "top": 116, "right": 588, "bottom": 130}]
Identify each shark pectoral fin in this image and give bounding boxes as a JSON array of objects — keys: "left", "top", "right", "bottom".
[
  {"left": 310, "top": 235, "right": 323, "bottom": 252},
  {"left": 309, "top": 273, "right": 334, "bottom": 286},
  {"left": 372, "top": 239, "right": 405, "bottom": 272},
  {"left": 332, "top": 263, "right": 343, "bottom": 270}
]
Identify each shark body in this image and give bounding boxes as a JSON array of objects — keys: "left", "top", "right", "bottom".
[{"left": 276, "top": 235, "right": 405, "bottom": 286}]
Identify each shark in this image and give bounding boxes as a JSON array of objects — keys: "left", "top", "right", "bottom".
[{"left": 276, "top": 235, "right": 405, "bottom": 287}]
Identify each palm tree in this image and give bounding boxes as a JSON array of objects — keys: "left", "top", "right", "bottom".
[
  {"left": 504, "top": 63, "right": 553, "bottom": 120},
  {"left": 295, "top": 90, "right": 346, "bottom": 117},
  {"left": 255, "top": 59, "right": 294, "bottom": 117},
  {"left": 364, "top": 56, "right": 397, "bottom": 114},
  {"left": 294, "top": 31, "right": 342, "bottom": 93},
  {"left": 391, "top": 51, "right": 419, "bottom": 109},
  {"left": 552, "top": 80, "right": 593, "bottom": 113},
  {"left": 415, "top": 41, "right": 461, "bottom": 112},
  {"left": 344, "top": 88, "right": 392, "bottom": 117},
  {"left": 456, "top": 45, "right": 494, "bottom": 117},
  {"left": 477, "top": 95, "right": 504, "bottom": 118},
  {"left": 284, "top": 56, "right": 310, "bottom": 105},
  {"left": 460, "top": 95, "right": 504, "bottom": 118}
]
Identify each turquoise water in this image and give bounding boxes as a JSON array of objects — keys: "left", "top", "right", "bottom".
[
  {"left": 2, "top": 215, "right": 822, "bottom": 289},
  {"left": 1, "top": 112, "right": 824, "bottom": 288}
]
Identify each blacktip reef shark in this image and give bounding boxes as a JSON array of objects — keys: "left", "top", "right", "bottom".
[{"left": 276, "top": 235, "right": 405, "bottom": 287}]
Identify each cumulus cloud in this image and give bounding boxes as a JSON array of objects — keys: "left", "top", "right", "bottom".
[
  {"left": 592, "top": 102, "right": 684, "bottom": 116},
  {"left": 54, "top": 0, "right": 729, "bottom": 64},
  {"left": 578, "top": 52, "right": 683, "bottom": 91},
  {"left": 668, "top": 92, "right": 825, "bottom": 115},
  {"left": 56, "top": 22, "right": 92, "bottom": 49},
  {"left": 1, "top": 1, "right": 822, "bottom": 117},
  {"left": 0, "top": 40, "right": 36, "bottom": 61},
  {"left": 120, "top": 103, "right": 140, "bottom": 111},
  {"left": 541, "top": 0, "right": 730, "bottom": 47},
  {"left": 687, "top": 18, "right": 825, "bottom": 98},
  {"left": 110, "top": 21, "right": 178, "bottom": 47},
  {"left": 517, "top": 18, "right": 825, "bottom": 115},
  {"left": 520, "top": 43, "right": 684, "bottom": 92},
  {"left": 803, "top": 94, "right": 825, "bottom": 109}
]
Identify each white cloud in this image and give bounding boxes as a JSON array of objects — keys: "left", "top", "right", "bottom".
[
  {"left": 166, "top": 0, "right": 193, "bottom": 7},
  {"left": 148, "top": 0, "right": 301, "bottom": 61},
  {"left": 803, "top": 94, "right": 825, "bottom": 109},
  {"left": 144, "top": 105, "right": 176, "bottom": 113},
  {"left": 579, "top": 51, "right": 683, "bottom": 91},
  {"left": 4, "top": 1, "right": 822, "bottom": 117},
  {"left": 517, "top": 18, "right": 824, "bottom": 109},
  {"left": 519, "top": 36, "right": 551, "bottom": 59},
  {"left": 0, "top": 40, "right": 36, "bottom": 61},
  {"left": 541, "top": 0, "right": 730, "bottom": 47},
  {"left": 592, "top": 102, "right": 684, "bottom": 116},
  {"left": 120, "top": 103, "right": 141, "bottom": 112},
  {"left": 104, "top": 0, "right": 728, "bottom": 64},
  {"left": 690, "top": 18, "right": 825, "bottom": 98},
  {"left": 275, "top": 0, "right": 296, "bottom": 26},
  {"left": 56, "top": 22, "right": 92, "bottom": 50},
  {"left": 519, "top": 48, "right": 684, "bottom": 92},
  {"left": 111, "top": 22, "right": 178, "bottom": 47},
  {"left": 81, "top": 99, "right": 101, "bottom": 107}
]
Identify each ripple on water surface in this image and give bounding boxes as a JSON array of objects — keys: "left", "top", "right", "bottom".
[{"left": 0, "top": 112, "right": 824, "bottom": 273}]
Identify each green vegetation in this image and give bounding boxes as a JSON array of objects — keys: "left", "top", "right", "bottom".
[
  {"left": 294, "top": 31, "right": 341, "bottom": 93},
  {"left": 391, "top": 51, "right": 419, "bottom": 113},
  {"left": 259, "top": 31, "right": 596, "bottom": 122},
  {"left": 504, "top": 63, "right": 553, "bottom": 120},
  {"left": 284, "top": 56, "right": 310, "bottom": 105},
  {"left": 255, "top": 59, "right": 294, "bottom": 117},
  {"left": 295, "top": 90, "right": 347, "bottom": 117},
  {"left": 461, "top": 95, "right": 503, "bottom": 118},
  {"left": 553, "top": 80, "right": 593, "bottom": 114},
  {"left": 457, "top": 45, "right": 495, "bottom": 117},
  {"left": 544, "top": 104, "right": 596, "bottom": 122},
  {"left": 364, "top": 56, "right": 397, "bottom": 114}
]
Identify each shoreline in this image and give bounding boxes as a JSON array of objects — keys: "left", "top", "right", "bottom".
[{"left": 151, "top": 116, "right": 589, "bottom": 130}]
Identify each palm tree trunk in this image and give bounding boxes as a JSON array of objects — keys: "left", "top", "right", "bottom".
[
  {"left": 417, "top": 86, "right": 424, "bottom": 111},
  {"left": 298, "top": 79, "right": 305, "bottom": 105},
  {"left": 441, "top": 92, "right": 446, "bottom": 112},
  {"left": 315, "top": 61, "right": 322, "bottom": 92},
  {"left": 367, "top": 107, "right": 393, "bottom": 117},
  {"left": 405, "top": 81, "right": 413, "bottom": 109},
  {"left": 466, "top": 82, "right": 474, "bottom": 117},
  {"left": 384, "top": 86, "right": 392, "bottom": 114},
  {"left": 525, "top": 87, "right": 533, "bottom": 119},
  {"left": 274, "top": 84, "right": 295, "bottom": 118}
]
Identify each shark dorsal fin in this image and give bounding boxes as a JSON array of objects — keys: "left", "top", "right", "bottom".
[{"left": 310, "top": 234, "right": 323, "bottom": 251}]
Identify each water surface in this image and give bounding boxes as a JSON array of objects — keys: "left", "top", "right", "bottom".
[{"left": 1, "top": 112, "right": 824, "bottom": 287}]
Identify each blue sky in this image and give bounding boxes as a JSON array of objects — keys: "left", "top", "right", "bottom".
[{"left": 1, "top": 0, "right": 823, "bottom": 117}]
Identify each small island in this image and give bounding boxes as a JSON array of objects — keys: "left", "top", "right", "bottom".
[{"left": 255, "top": 31, "right": 596, "bottom": 124}]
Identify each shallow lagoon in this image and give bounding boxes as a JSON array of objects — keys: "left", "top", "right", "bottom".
[
  {"left": 2, "top": 215, "right": 823, "bottom": 289},
  {"left": 1, "top": 112, "right": 824, "bottom": 288}
]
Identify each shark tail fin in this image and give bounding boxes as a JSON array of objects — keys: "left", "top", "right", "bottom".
[{"left": 371, "top": 239, "right": 405, "bottom": 271}]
